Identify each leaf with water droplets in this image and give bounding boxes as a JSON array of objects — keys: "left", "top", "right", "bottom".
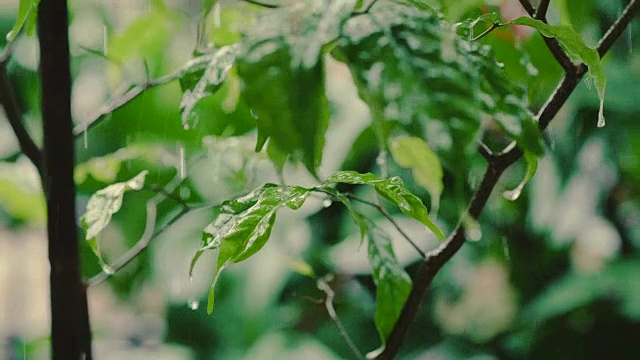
[
  {"left": 503, "top": 151, "right": 538, "bottom": 201},
  {"left": 508, "top": 17, "right": 607, "bottom": 128},
  {"left": 179, "top": 45, "right": 239, "bottom": 129},
  {"left": 81, "top": 171, "right": 149, "bottom": 270},
  {"left": 193, "top": 184, "right": 312, "bottom": 314}
]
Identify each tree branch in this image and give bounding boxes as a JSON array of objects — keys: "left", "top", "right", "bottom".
[
  {"left": 374, "top": 1, "right": 640, "bottom": 358},
  {"left": 518, "top": 0, "right": 577, "bottom": 73},
  {"left": 38, "top": 0, "right": 92, "bottom": 358},
  {"left": 0, "top": 66, "right": 43, "bottom": 174}
]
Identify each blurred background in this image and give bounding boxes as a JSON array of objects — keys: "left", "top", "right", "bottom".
[{"left": 0, "top": 0, "right": 639, "bottom": 358}]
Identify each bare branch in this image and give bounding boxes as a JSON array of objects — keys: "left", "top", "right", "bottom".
[
  {"left": 352, "top": 0, "right": 380, "bottom": 16},
  {"left": 317, "top": 277, "right": 366, "bottom": 360},
  {"left": 477, "top": 141, "right": 494, "bottom": 161},
  {"left": 373, "top": 1, "right": 640, "bottom": 358},
  {"left": 518, "top": 0, "right": 535, "bottom": 15}
]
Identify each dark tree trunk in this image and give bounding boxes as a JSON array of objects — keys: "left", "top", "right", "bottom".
[{"left": 37, "top": 0, "right": 93, "bottom": 358}]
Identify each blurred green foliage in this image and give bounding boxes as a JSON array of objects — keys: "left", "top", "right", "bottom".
[{"left": 1, "top": 0, "right": 640, "bottom": 359}]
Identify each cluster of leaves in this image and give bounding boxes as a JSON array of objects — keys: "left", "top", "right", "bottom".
[{"left": 75, "top": 0, "right": 613, "bottom": 353}]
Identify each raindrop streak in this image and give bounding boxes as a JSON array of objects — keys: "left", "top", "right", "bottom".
[
  {"left": 83, "top": 125, "right": 88, "bottom": 149},
  {"left": 213, "top": 3, "right": 221, "bottom": 29},
  {"left": 502, "top": 237, "right": 511, "bottom": 262},
  {"left": 103, "top": 26, "right": 108, "bottom": 56},
  {"left": 322, "top": 199, "right": 332, "bottom": 208},
  {"left": 179, "top": 144, "right": 186, "bottom": 179},
  {"left": 187, "top": 299, "right": 200, "bottom": 311}
]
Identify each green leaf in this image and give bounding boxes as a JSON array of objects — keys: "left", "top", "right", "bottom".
[
  {"left": 179, "top": 45, "right": 239, "bottom": 129},
  {"left": 323, "top": 171, "right": 444, "bottom": 239},
  {"left": 389, "top": 136, "right": 443, "bottom": 213},
  {"left": 334, "top": 2, "right": 543, "bottom": 181},
  {"left": 236, "top": 0, "right": 356, "bottom": 175},
  {"left": 6, "top": 0, "right": 40, "bottom": 41},
  {"left": 503, "top": 151, "right": 538, "bottom": 201},
  {"left": 367, "top": 227, "right": 412, "bottom": 349},
  {"left": 193, "top": 184, "right": 312, "bottom": 314},
  {"left": 81, "top": 171, "right": 149, "bottom": 268},
  {"left": 508, "top": 16, "right": 607, "bottom": 127}
]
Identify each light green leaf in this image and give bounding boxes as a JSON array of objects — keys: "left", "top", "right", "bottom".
[
  {"left": 508, "top": 16, "right": 607, "bottom": 127},
  {"left": 193, "top": 184, "right": 312, "bottom": 314},
  {"left": 389, "top": 136, "right": 443, "bottom": 214},
  {"left": 367, "top": 227, "right": 412, "bottom": 349},
  {"left": 323, "top": 171, "right": 444, "bottom": 239},
  {"left": 503, "top": 151, "right": 538, "bottom": 201},
  {"left": 81, "top": 171, "right": 149, "bottom": 268},
  {"left": 236, "top": 0, "right": 356, "bottom": 174},
  {"left": 6, "top": 0, "right": 40, "bottom": 41}
]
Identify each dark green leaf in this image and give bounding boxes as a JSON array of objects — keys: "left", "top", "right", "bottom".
[
  {"left": 367, "top": 227, "right": 412, "bottom": 348},
  {"left": 236, "top": 0, "right": 356, "bottom": 174}
]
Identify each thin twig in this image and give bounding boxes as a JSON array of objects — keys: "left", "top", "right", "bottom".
[
  {"left": 352, "top": 0, "right": 380, "bottom": 16},
  {"left": 317, "top": 277, "right": 366, "bottom": 360},
  {"left": 472, "top": 22, "right": 500, "bottom": 42},
  {"left": 346, "top": 193, "right": 426, "bottom": 258},
  {"left": 373, "top": 1, "right": 640, "bottom": 358},
  {"left": 240, "top": 0, "right": 280, "bottom": 9},
  {"left": 517, "top": 0, "right": 535, "bottom": 15},
  {"left": 72, "top": 53, "right": 215, "bottom": 137}
]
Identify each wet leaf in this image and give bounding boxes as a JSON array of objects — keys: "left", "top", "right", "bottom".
[
  {"left": 317, "top": 186, "right": 368, "bottom": 241},
  {"left": 367, "top": 227, "right": 412, "bottom": 349},
  {"left": 180, "top": 45, "right": 239, "bottom": 129},
  {"left": 236, "top": 0, "right": 356, "bottom": 175},
  {"left": 81, "top": 171, "right": 149, "bottom": 268},
  {"left": 323, "top": 171, "right": 444, "bottom": 239},
  {"left": 193, "top": 184, "right": 312, "bottom": 313}
]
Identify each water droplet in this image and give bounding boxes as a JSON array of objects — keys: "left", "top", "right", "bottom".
[
  {"left": 179, "top": 144, "right": 186, "bottom": 179},
  {"left": 597, "top": 98, "right": 606, "bottom": 128},
  {"left": 187, "top": 299, "right": 200, "bottom": 310},
  {"left": 503, "top": 184, "right": 524, "bottom": 201},
  {"left": 183, "top": 123, "right": 190, "bottom": 130},
  {"left": 103, "top": 26, "right": 108, "bottom": 56},
  {"left": 322, "top": 199, "right": 332, "bottom": 208},
  {"left": 102, "top": 264, "right": 115, "bottom": 275}
]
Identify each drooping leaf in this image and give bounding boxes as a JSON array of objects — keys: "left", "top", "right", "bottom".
[
  {"left": 236, "top": 0, "right": 356, "bottom": 175},
  {"left": 367, "top": 227, "right": 412, "bottom": 350},
  {"left": 389, "top": 136, "right": 443, "bottom": 213},
  {"left": 6, "top": 0, "right": 40, "bottom": 41},
  {"left": 180, "top": 45, "right": 239, "bottom": 129},
  {"left": 333, "top": 2, "right": 543, "bottom": 180},
  {"left": 81, "top": 171, "right": 149, "bottom": 269},
  {"left": 508, "top": 16, "right": 607, "bottom": 127},
  {"left": 323, "top": 171, "right": 444, "bottom": 239},
  {"left": 503, "top": 151, "right": 538, "bottom": 201},
  {"left": 193, "top": 184, "right": 313, "bottom": 313}
]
